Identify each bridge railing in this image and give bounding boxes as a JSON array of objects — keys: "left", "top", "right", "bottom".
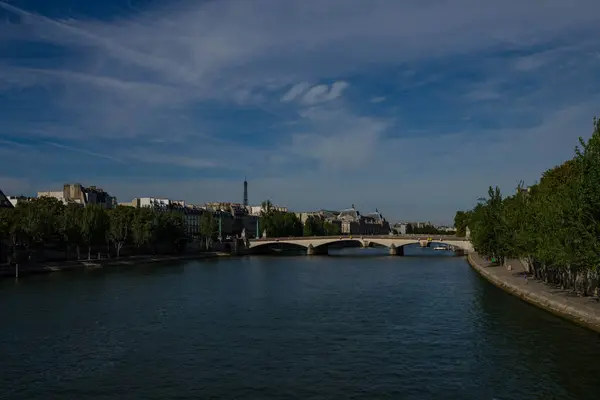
[{"left": 250, "top": 234, "right": 468, "bottom": 241}]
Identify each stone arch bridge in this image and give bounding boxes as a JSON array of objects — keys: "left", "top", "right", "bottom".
[{"left": 248, "top": 235, "right": 473, "bottom": 256}]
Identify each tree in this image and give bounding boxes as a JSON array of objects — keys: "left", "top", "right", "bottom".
[
  {"left": 154, "top": 211, "right": 186, "bottom": 253},
  {"left": 462, "top": 117, "right": 600, "bottom": 295},
  {"left": 109, "top": 206, "right": 133, "bottom": 258},
  {"left": 80, "top": 205, "right": 109, "bottom": 259},
  {"left": 260, "top": 200, "right": 273, "bottom": 215},
  {"left": 0, "top": 207, "right": 18, "bottom": 263},
  {"left": 260, "top": 208, "right": 302, "bottom": 238},
  {"left": 454, "top": 211, "right": 471, "bottom": 237},
  {"left": 59, "top": 204, "right": 83, "bottom": 259},
  {"left": 200, "top": 211, "right": 218, "bottom": 250},
  {"left": 323, "top": 221, "right": 341, "bottom": 236},
  {"left": 303, "top": 216, "right": 321, "bottom": 236},
  {"left": 132, "top": 207, "right": 154, "bottom": 252}
]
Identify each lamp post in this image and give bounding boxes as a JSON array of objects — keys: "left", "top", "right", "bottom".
[
  {"left": 256, "top": 217, "right": 260, "bottom": 238},
  {"left": 218, "top": 212, "right": 222, "bottom": 242}
]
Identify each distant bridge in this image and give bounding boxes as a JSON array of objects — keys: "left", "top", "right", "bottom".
[{"left": 248, "top": 235, "right": 473, "bottom": 255}]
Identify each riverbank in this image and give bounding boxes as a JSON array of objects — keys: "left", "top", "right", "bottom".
[
  {"left": 0, "top": 252, "right": 230, "bottom": 278},
  {"left": 468, "top": 253, "right": 600, "bottom": 333}
]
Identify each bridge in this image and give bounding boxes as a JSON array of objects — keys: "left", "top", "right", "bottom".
[{"left": 248, "top": 235, "right": 473, "bottom": 256}]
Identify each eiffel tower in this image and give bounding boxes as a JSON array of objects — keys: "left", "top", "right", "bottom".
[{"left": 0, "top": 188, "right": 13, "bottom": 208}]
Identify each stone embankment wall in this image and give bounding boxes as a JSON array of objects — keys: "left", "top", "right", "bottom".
[{"left": 468, "top": 253, "right": 600, "bottom": 333}]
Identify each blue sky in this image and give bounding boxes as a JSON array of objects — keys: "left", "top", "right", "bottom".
[{"left": 1, "top": 0, "right": 600, "bottom": 224}]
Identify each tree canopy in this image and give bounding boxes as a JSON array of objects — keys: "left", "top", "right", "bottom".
[
  {"left": 462, "top": 117, "right": 600, "bottom": 295},
  {"left": 0, "top": 200, "right": 189, "bottom": 263}
]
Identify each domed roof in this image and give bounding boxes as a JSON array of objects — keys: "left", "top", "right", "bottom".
[
  {"left": 363, "top": 210, "right": 386, "bottom": 222},
  {"left": 338, "top": 208, "right": 360, "bottom": 221}
]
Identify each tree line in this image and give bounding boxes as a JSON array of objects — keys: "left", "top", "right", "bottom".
[
  {"left": 258, "top": 200, "right": 341, "bottom": 237},
  {"left": 456, "top": 118, "right": 600, "bottom": 296},
  {"left": 405, "top": 223, "right": 455, "bottom": 235},
  {"left": 0, "top": 197, "right": 188, "bottom": 264}
]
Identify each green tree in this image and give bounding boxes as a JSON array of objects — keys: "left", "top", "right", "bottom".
[
  {"left": 463, "top": 117, "right": 600, "bottom": 295},
  {"left": 80, "top": 205, "right": 109, "bottom": 259},
  {"left": 260, "top": 208, "right": 302, "bottom": 238},
  {"left": 132, "top": 207, "right": 154, "bottom": 252},
  {"left": 199, "top": 211, "right": 218, "bottom": 250},
  {"left": 454, "top": 211, "right": 471, "bottom": 237},
  {"left": 323, "top": 220, "right": 341, "bottom": 235},
  {"left": 109, "top": 206, "right": 133, "bottom": 257},
  {"left": 154, "top": 211, "right": 186, "bottom": 253},
  {"left": 0, "top": 207, "right": 18, "bottom": 263},
  {"left": 303, "top": 216, "right": 319, "bottom": 236},
  {"left": 18, "top": 197, "right": 64, "bottom": 260},
  {"left": 59, "top": 204, "right": 83, "bottom": 259}
]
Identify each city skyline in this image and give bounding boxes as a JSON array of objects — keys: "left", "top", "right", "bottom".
[{"left": 1, "top": 0, "right": 600, "bottom": 224}]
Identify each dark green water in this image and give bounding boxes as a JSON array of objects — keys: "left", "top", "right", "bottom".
[{"left": 1, "top": 246, "right": 600, "bottom": 400}]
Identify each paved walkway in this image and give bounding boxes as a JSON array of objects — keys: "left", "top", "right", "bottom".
[{"left": 468, "top": 253, "right": 600, "bottom": 333}]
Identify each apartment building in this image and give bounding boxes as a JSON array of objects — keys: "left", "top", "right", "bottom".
[{"left": 38, "top": 183, "right": 116, "bottom": 209}]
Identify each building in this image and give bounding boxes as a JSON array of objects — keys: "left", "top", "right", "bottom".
[
  {"left": 246, "top": 204, "right": 288, "bottom": 216},
  {"left": 129, "top": 197, "right": 203, "bottom": 236},
  {"left": 360, "top": 209, "right": 391, "bottom": 235},
  {"left": 38, "top": 183, "right": 116, "bottom": 208},
  {"left": 7, "top": 196, "right": 34, "bottom": 208},
  {"left": 0, "top": 188, "right": 12, "bottom": 208},
  {"left": 336, "top": 205, "right": 391, "bottom": 235},
  {"left": 393, "top": 222, "right": 407, "bottom": 235},
  {"left": 183, "top": 205, "right": 202, "bottom": 236}
]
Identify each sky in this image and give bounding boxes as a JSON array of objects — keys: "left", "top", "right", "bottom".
[{"left": 1, "top": 0, "right": 600, "bottom": 224}]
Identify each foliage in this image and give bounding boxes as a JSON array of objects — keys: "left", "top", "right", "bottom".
[
  {"left": 303, "top": 215, "right": 342, "bottom": 236},
  {"left": 464, "top": 117, "right": 600, "bottom": 295},
  {"left": 199, "top": 211, "right": 219, "bottom": 249},
  {"left": 109, "top": 206, "right": 134, "bottom": 257},
  {"left": 406, "top": 223, "right": 453, "bottom": 235},
  {"left": 259, "top": 199, "right": 303, "bottom": 237},
  {"left": 453, "top": 211, "right": 471, "bottom": 237},
  {"left": 0, "top": 201, "right": 192, "bottom": 263}
]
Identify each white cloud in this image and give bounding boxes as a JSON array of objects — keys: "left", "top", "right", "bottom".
[
  {"left": 1, "top": 0, "right": 600, "bottom": 222},
  {"left": 301, "top": 81, "right": 349, "bottom": 105},
  {"left": 281, "top": 82, "right": 311, "bottom": 102}
]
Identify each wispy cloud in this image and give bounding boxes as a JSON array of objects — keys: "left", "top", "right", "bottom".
[
  {"left": 127, "top": 150, "right": 220, "bottom": 170},
  {"left": 281, "top": 82, "right": 311, "bottom": 102},
  {"left": 301, "top": 81, "right": 349, "bottom": 105},
  {"left": 44, "top": 141, "right": 123, "bottom": 162},
  {"left": 0, "top": 0, "right": 599, "bottom": 222}
]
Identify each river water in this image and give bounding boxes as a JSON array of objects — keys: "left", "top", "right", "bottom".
[{"left": 1, "top": 246, "right": 600, "bottom": 400}]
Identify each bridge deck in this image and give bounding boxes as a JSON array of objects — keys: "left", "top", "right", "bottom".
[{"left": 250, "top": 235, "right": 468, "bottom": 241}]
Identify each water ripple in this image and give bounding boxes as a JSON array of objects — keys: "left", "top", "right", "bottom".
[{"left": 1, "top": 252, "right": 600, "bottom": 400}]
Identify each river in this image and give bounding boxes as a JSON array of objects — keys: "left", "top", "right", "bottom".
[{"left": 1, "top": 246, "right": 600, "bottom": 400}]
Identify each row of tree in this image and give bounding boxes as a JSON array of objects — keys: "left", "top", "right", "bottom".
[
  {"left": 303, "top": 215, "right": 342, "bottom": 236},
  {"left": 258, "top": 200, "right": 341, "bottom": 237},
  {"left": 457, "top": 118, "right": 600, "bottom": 296},
  {"left": 405, "top": 224, "right": 455, "bottom": 235},
  {"left": 0, "top": 197, "right": 188, "bottom": 263},
  {"left": 258, "top": 200, "right": 303, "bottom": 237}
]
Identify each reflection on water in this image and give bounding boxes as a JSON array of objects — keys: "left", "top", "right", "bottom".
[{"left": 1, "top": 254, "right": 599, "bottom": 399}]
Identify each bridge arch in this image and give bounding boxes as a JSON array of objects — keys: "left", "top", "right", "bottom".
[
  {"left": 312, "top": 239, "right": 363, "bottom": 249},
  {"left": 248, "top": 236, "right": 473, "bottom": 254}
]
